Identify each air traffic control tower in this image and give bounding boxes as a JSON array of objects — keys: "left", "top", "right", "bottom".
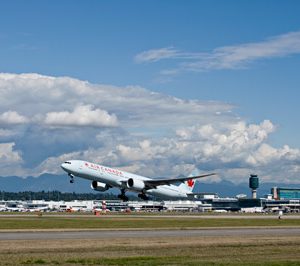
[{"left": 249, "top": 174, "right": 259, "bottom": 199}]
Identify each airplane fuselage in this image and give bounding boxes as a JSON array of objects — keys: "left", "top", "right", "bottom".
[{"left": 61, "top": 160, "right": 189, "bottom": 199}]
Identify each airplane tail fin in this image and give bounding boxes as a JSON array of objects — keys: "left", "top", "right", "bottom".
[{"left": 178, "top": 178, "right": 196, "bottom": 193}]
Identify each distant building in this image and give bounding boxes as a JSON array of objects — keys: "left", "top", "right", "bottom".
[
  {"left": 199, "top": 197, "right": 240, "bottom": 211},
  {"left": 212, "top": 198, "right": 240, "bottom": 211},
  {"left": 264, "top": 199, "right": 300, "bottom": 213},
  {"left": 190, "top": 192, "right": 219, "bottom": 200},
  {"left": 271, "top": 187, "right": 300, "bottom": 200}
]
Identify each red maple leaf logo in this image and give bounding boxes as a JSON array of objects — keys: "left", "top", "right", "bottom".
[{"left": 187, "top": 179, "right": 194, "bottom": 188}]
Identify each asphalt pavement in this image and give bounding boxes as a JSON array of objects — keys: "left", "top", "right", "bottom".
[{"left": 0, "top": 227, "right": 299, "bottom": 240}]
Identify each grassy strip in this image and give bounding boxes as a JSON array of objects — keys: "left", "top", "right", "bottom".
[
  {"left": 0, "top": 216, "right": 299, "bottom": 229},
  {"left": 0, "top": 236, "right": 298, "bottom": 265}
]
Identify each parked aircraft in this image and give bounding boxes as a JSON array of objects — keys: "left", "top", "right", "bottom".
[{"left": 61, "top": 160, "right": 215, "bottom": 201}]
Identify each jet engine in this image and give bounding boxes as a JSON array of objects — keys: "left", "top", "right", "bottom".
[
  {"left": 91, "top": 181, "right": 110, "bottom": 192},
  {"left": 126, "top": 178, "right": 145, "bottom": 191}
]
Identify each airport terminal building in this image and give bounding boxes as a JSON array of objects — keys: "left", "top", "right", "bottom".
[
  {"left": 1, "top": 195, "right": 299, "bottom": 213},
  {"left": 271, "top": 187, "right": 300, "bottom": 200}
]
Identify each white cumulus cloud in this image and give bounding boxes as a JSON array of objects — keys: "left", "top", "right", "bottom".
[
  {"left": 0, "top": 142, "right": 22, "bottom": 163},
  {"left": 0, "top": 72, "right": 233, "bottom": 131},
  {"left": 44, "top": 105, "right": 118, "bottom": 127},
  {"left": 0, "top": 111, "right": 29, "bottom": 124},
  {"left": 0, "top": 142, "right": 25, "bottom": 176}
]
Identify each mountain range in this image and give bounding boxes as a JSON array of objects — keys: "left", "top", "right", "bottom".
[{"left": 1, "top": 173, "right": 299, "bottom": 198}]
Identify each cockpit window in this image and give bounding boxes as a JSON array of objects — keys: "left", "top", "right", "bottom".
[{"left": 64, "top": 161, "right": 71, "bottom": 164}]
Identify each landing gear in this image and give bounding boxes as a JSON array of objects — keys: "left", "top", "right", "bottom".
[
  {"left": 118, "top": 189, "right": 129, "bottom": 201},
  {"left": 68, "top": 173, "right": 74, "bottom": 183},
  {"left": 118, "top": 194, "right": 129, "bottom": 201},
  {"left": 138, "top": 193, "right": 149, "bottom": 201}
]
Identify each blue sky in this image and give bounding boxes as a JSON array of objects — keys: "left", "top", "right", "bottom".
[{"left": 0, "top": 1, "right": 300, "bottom": 183}]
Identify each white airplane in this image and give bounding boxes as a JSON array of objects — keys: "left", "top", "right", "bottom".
[{"left": 61, "top": 160, "right": 215, "bottom": 201}]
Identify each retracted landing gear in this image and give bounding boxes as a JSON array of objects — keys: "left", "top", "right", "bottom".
[
  {"left": 118, "top": 189, "right": 129, "bottom": 201},
  {"left": 68, "top": 173, "right": 75, "bottom": 183}
]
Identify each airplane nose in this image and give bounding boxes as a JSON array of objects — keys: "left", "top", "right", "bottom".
[
  {"left": 61, "top": 161, "right": 73, "bottom": 172},
  {"left": 61, "top": 163, "right": 67, "bottom": 171},
  {"left": 61, "top": 163, "right": 71, "bottom": 172}
]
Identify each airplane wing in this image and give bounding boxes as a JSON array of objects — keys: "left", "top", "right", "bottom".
[{"left": 143, "top": 173, "right": 216, "bottom": 189}]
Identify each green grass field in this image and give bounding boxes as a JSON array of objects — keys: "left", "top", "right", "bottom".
[{"left": 0, "top": 215, "right": 299, "bottom": 230}]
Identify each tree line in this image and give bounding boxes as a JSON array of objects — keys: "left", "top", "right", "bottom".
[{"left": 0, "top": 191, "right": 139, "bottom": 201}]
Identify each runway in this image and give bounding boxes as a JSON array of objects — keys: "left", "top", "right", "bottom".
[
  {"left": 1, "top": 214, "right": 300, "bottom": 219},
  {"left": 1, "top": 227, "right": 299, "bottom": 240}
]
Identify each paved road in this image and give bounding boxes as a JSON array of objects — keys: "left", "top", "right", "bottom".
[{"left": 0, "top": 227, "right": 299, "bottom": 240}]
